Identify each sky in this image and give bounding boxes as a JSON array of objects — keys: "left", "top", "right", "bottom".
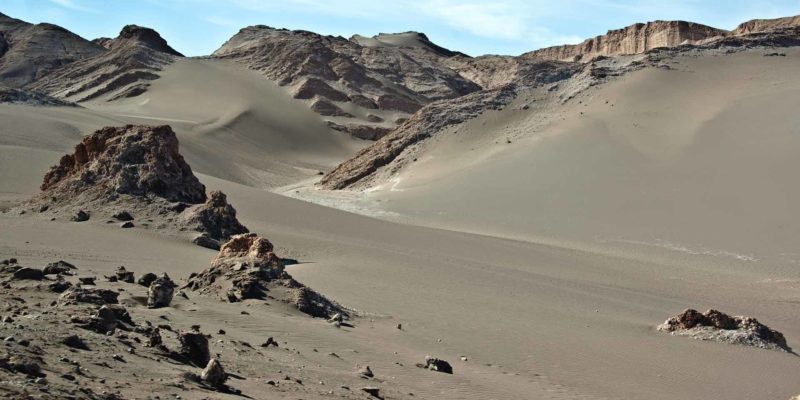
[{"left": 2, "top": 0, "right": 800, "bottom": 57}]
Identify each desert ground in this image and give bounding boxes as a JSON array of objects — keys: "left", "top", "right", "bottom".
[{"left": 2, "top": 13, "right": 800, "bottom": 400}]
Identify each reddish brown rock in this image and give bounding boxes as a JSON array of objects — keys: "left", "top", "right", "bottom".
[
  {"left": 40, "top": 125, "right": 205, "bottom": 203},
  {"left": 658, "top": 308, "right": 790, "bottom": 352}
]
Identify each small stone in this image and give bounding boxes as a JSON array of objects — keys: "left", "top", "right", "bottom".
[
  {"left": 358, "top": 365, "right": 374, "bottom": 378},
  {"left": 119, "top": 221, "right": 134, "bottom": 228},
  {"left": 112, "top": 211, "right": 134, "bottom": 221},
  {"left": 71, "top": 210, "right": 90, "bottom": 222},
  {"left": 261, "top": 337, "right": 278, "bottom": 347},
  {"left": 361, "top": 387, "right": 382, "bottom": 399},
  {"left": 192, "top": 234, "right": 220, "bottom": 250},
  {"left": 423, "top": 356, "right": 453, "bottom": 374},
  {"left": 43, "top": 260, "right": 77, "bottom": 275},
  {"left": 115, "top": 266, "right": 135, "bottom": 283},
  {"left": 77, "top": 277, "right": 96, "bottom": 285},
  {"left": 62, "top": 334, "right": 89, "bottom": 350}
]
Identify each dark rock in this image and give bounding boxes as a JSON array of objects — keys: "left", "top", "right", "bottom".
[
  {"left": 179, "top": 331, "right": 210, "bottom": 367},
  {"left": 62, "top": 334, "right": 89, "bottom": 350},
  {"left": 112, "top": 211, "right": 134, "bottom": 221},
  {"left": 191, "top": 234, "right": 220, "bottom": 250},
  {"left": 137, "top": 272, "right": 157, "bottom": 287},
  {"left": 48, "top": 280, "right": 72, "bottom": 293},
  {"left": 147, "top": 273, "right": 176, "bottom": 308},
  {"left": 361, "top": 387, "right": 383, "bottom": 399},
  {"left": 77, "top": 277, "right": 96, "bottom": 285},
  {"left": 115, "top": 266, "right": 135, "bottom": 283},
  {"left": 43, "top": 260, "right": 76, "bottom": 275},
  {"left": 119, "top": 221, "right": 135, "bottom": 228},
  {"left": 12, "top": 267, "right": 44, "bottom": 280},
  {"left": 71, "top": 210, "right": 90, "bottom": 222},
  {"left": 260, "top": 337, "right": 278, "bottom": 347},
  {"left": 424, "top": 357, "right": 453, "bottom": 374},
  {"left": 2, "top": 355, "right": 45, "bottom": 377}
]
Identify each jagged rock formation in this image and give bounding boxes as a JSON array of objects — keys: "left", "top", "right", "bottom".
[
  {"left": 526, "top": 21, "right": 726, "bottom": 62},
  {"left": 23, "top": 124, "right": 247, "bottom": 244},
  {"left": 185, "top": 233, "right": 347, "bottom": 318},
  {"left": 657, "top": 309, "right": 791, "bottom": 352},
  {"left": 0, "top": 12, "right": 103, "bottom": 87},
  {"left": 27, "top": 24, "right": 182, "bottom": 102},
  {"left": 212, "top": 27, "right": 480, "bottom": 140}
]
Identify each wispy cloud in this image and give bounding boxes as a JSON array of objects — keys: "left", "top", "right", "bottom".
[{"left": 48, "top": 0, "right": 97, "bottom": 13}]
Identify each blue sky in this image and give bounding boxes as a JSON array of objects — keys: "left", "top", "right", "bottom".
[{"left": 3, "top": 0, "right": 800, "bottom": 56}]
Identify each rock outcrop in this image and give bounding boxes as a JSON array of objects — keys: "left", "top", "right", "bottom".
[
  {"left": 185, "top": 233, "right": 347, "bottom": 318},
  {"left": 657, "top": 309, "right": 791, "bottom": 352},
  {"left": 39, "top": 125, "right": 204, "bottom": 203},
  {"left": 181, "top": 191, "right": 249, "bottom": 241},
  {"left": 25, "top": 124, "right": 248, "bottom": 244},
  {"left": 526, "top": 21, "right": 726, "bottom": 62},
  {"left": 147, "top": 273, "right": 176, "bottom": 308}
]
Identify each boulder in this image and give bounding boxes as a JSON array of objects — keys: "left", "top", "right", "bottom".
[
  {"left": 200, "top": 358, "right": 227, "bottom": 388},
  {"left": 137, "top": 272, "right": 157, "bottom": 287},
  {"left": 115, "top": 266, "right": 135, "bottom": 283},
  {"left": 71, "top": 210, "right": 90, "bottom": 222},
  {"left": 59, "top": 287, "right": 118, "bottom": 305},
  {"left": 423, "top": 357, "right": 453, "bottom": 374},
  {"left": 120, "top": 221, "right": 134, "bottom": 228},
  {"left": 147, "top": 273, "right": 175, "bottom": 308},
  {"left": 12, "top": 267, "right": 44, "bottom": 280},
  {"left": 658, "top": 308, "right": 791, "bottom": 352},
  {"left": 43, "top": 260, "right": 76, "bottom": 275},
  {"left": 179, "top": 330, "right": 210, "bottom": 367},
  {"left": 182, "top": 191, "right": 248, "bottom": 241},
  {"left": 112, "top": 210, "right": 134, "bottom": 221},
  {"left": 191, "top": 233, "right": 220, "bottom": 250}
]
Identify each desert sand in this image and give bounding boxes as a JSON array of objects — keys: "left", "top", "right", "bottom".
[{"left": 2, "top": 13, "right": 800, "bottom": 400}]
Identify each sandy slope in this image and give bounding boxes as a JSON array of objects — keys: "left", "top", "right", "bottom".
[{"left": 2, "top": 49, "right": 799, "bottom": 398}]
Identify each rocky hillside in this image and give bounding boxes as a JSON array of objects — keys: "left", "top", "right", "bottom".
[
  {"left": 27, "top": 25, "right": 183, "bottom": 102},
  {"left": 320, "top": 17, "right": 800, "bottom": 190},
  {"left": 0, "top": 12, "right": 104, "bottom": 87},
  {"left": 211, "top": 26, "right": 480, "bottom": 140}
]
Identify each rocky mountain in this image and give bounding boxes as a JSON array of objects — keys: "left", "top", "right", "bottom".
[
  {"left": 211, "top": 26, "right": 481, "bottom": 139},
  {"left": 27, "top": 25, "right": 183, "bottom": 102},
  {"left": 320, "top": 17, "right": 800, "bottom": 190},
  {"left": 0, "top": 12, "right": 104, "bottom": 87}
]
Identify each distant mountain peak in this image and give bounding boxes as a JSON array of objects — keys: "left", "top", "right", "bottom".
[
  {"left": 350, "top": 31, "right": 462, "bottom": 57},
  {"left": 109, "top": 24, "right": 183, "bottom": 56}
]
